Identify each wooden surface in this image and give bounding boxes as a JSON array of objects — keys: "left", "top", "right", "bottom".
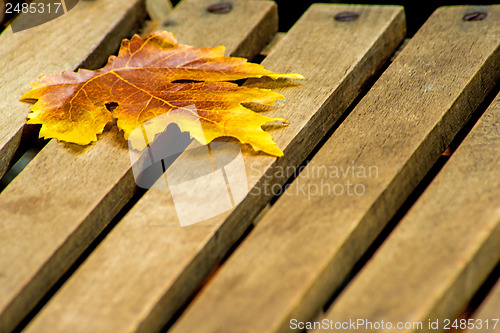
[
  {"left": 261, "top": 32, "right": 286, "bottom": 56},
  {"left": 166, "top": 6, "right": 500, "bottom": 333},
  {"left": 3, "top": 3, "right": 499, "bottom": 332},
  {"left": 0, "top": 1, "right": 278, "bottom": 332},
  {"left": 22, "top": 4, "right": 406, "bottom": 333},
  {"left": 467, "top": 277, "right": 500, "bottom": 333},
  {"left": 0, "top": 0, "right": 146, "bottom": 179},
  {"left": 164, "top": 0, "right": 277, "bottom": 59},
  {"left": 314, "top": 89, "right": 500, "bottom": 332},
  {"left": 145, "top": 0, "right": 172, "bottom": 22},
  {"left": 0, "top": 1, "right": 148, "bottom": 331}
]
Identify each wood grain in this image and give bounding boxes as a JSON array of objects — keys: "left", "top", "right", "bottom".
[
  {"left": 0, "top": 1, "right": 148, "bottom": 331},
  {"left": 23, "top": 5, "right": 406, "bottom": 333},
  {"left": 163, "top": 0, "right": 277, "bottom": 59},
  {"left": 145, "top": 0, "right": 172, "bottom": 22},
  {"left": 261, "top": 32, "right": 286, "bottom": 56},
  {"left": 0, "top": 1, "right": 278, "bottom": 332},
  {"left": 166, "top": 6, "right": 500, "bottom": 333},
  {"left": 315, "top": 89, "right": 500, "bottom": 333},
  {"left": 0, "top": 0, "right": 146, "bottom": 179}
]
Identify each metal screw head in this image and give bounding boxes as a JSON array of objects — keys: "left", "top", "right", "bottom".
[
  {"left": 334, "top": 11, "right": 359, "bottom": 22},
  {"left": 206, "top": 2, "right": 233, "bottom": 14},
  {"left": 162, "top": 19, "right": 176, "bottom": 27},
  {"left": 463, "top": 11, "right": 487, "bottom": 21}
]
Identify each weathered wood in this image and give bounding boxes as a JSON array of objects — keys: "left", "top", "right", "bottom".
[
  {"left": 0, "top": 0, "right": 148, "bottom": 331},
  {"left": 164, "top": 0, "right": 277, "bottom": 59},
  {"left": 261, "top": 32, "right": 286, "bottom": 56},
  {"left": 145, "top": 0, "right": 172, "bottom": 22},
  {"left": 23, "top": 5, "right": 406, "bottom": 333},
  {"left": 166, "top": 6, "right": 500, "bottom": 333},
  {"left": 314, "top": 89, "right": 500, "bottom": 333},
  {"left": 0, "top": 1, "right": 278, "bottom": 332},
  {"left": 0, "top": 0, "right": 146, "bottom": 179},
  {"left": 467, "top": 278, "right": 500, "bottom": 333}
]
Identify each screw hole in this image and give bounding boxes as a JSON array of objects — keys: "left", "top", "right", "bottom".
[
  {"left": 206, "top": 2, "right": 233, "bottom": 14},
  {"left": 334, "top": 11, "right": 359, "bottom": 22},
  {"left": 463, "top": 12, "right": 487, "bottom": 21}
]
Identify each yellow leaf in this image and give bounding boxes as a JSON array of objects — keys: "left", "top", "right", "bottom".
[{"left": 22, "top": 31, "right": 303, "bottom": 156}]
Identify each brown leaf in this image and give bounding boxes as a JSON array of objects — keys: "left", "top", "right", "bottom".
[{"left": 22, "top": 31, "right": 303, "bottom": 156}]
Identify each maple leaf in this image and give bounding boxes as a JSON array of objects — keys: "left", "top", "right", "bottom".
[{"left": 21, "top": 31, "right": 303, "bottom": 156}]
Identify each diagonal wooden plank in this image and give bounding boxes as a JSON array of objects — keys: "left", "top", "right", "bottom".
[
  {"left": 164, "top": 0, "right": 277, "bottom": 58},
  {"left": 314, "top": 89, "right": 500, "bottom": 333},
  {"left": 467, "top": 277, "right": 500, "bottom": 333},
  {"left": 23, "top": 4, "right": 406, "bottom": 333},
  {"left": 0, "top": 1, "right": 149, "bottom": 331},
  {"left": 0, "top": 1, "right": 278, "bottom": 332},
  {"left": 0, "top": 0, "right": 147, "bottom": 179},
  {"left": 166, "top": 6, "right": 500, "bottom": 333}
]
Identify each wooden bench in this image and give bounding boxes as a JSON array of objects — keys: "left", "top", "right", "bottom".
[{"left": 0, "top": 1, "right": 499, "bottom": 332}]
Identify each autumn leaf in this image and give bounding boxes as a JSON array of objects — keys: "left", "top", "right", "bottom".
[{"left": 21, "top": 31, "right": 303, "bottom": 156}]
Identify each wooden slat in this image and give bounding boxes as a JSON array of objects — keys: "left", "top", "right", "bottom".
[
  {"left": 0, "top": 1, "right": 148, "bottom": 331},
  {"left": 0, "top": 0, "right": 146, "bottom": 179},
  {"left": 166, "top": 6, "right": 500, "bottom": 333},
  {"left": 145, "top": 0, "right": 172, "bottom": 22},
  {"left": 164, "top": 0, "right": 277, "bottom": 59},
  {"left": 23, "top": 5, "right": 406, "bottom": 333},
  {"left": 261, "top": 32, "right": 286, "bottom": 56},
  {"left": 467, "top": 278, "right": 500, "bottom": 333},
  {"left": 0, "top": 1, "right": 278, "bottom": 332},
  {"left": 314, "top": 89, "right": 500, "bottom": 333}
]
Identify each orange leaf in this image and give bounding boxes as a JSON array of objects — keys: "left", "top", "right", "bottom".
[{"left": 21, "top": 31, "right": 303, "bottom": 156}]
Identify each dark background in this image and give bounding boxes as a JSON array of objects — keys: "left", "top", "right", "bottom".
[
  {"left": 273, "top": 0, "right": 498, "bottom": 35},
  {"left": 172, "top": 0, "right": 498, "bottom": 36},
  {"left": 2, "top": 1, "right": 498, "bottom": 35}
]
